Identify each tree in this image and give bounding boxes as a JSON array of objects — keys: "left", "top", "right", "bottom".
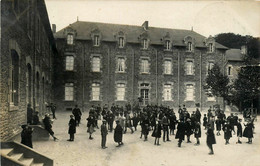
[
  {"left": 204, "top": 64, "right": 230, "bottom": 103},
  {"left": 215, "top": 33, "right": 246, "bottom": 49},
  {"left": 232, "top": 66, "right": 260, "bottom": 108}
]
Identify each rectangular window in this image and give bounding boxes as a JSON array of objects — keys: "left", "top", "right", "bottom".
[
  {"left": 164, "top": 60, "right": 172, "bottom": 74},
  {"left": 188, "top": 42, "right": 192, "bottom": 51},
  {"left": 116, "top": 83, "right": 126, "bottom": 101},
  {"left": 65, "top": 56, "right": 74, "bottom": 71},
  {"left": 92, "top": 83, "right": 100, "bottom": 101},
  {"left": 228, "top": 66, "right": 232, "bottom": 76},
  {"left": 92, "top": 57, "right": 101, "bottom": 72},
  {"left": 10, "top": 51, "right": 19, "bottom": 106},
  {"left": 166, "top": 40, "right": 171, "bottom": 50},
  {"left": 141, "top": 59, "right": 149, "bottom": 73},
  {"left": 119, "top": 37, "right": 124, "bottom": 48},
  {"left": 94, "top": 35, "right": 100, "bottom": 46},
  {"left": 67, "top": 34, "right": 73, "bottom": 45},
  {"left": 65, "top": 83, "right": 74, "bottom": 101},
  {"left": 186, "top": 84, "right": 194, "bottom": 101},
  {"left": 117, "top": 57, "right": 125, "bottom": 72},
  {"left": 209, "top": 43, "right": 214, "bottom": 52},
  {"left": 207, "top": 62, "right": 214, "bottom": 74},
  {"left": 143, "top": 39, "right": 148, "bottom": 49},
  {"left": 163, "top": 84, "right": 172, "bottom": 101},
  {"left": 186, "top": 60, "right": 194, "bottom": 75}
]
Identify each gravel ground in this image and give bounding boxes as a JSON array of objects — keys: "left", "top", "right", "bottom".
[{"left": 30, "top": 111, "right": 260, "bottom": 166}]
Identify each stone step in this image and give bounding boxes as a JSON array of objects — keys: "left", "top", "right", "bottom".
[
  {"left": 31, "top": 163, "right": 44, "bottom": 166},
  {"left": 10, "top": 153, "right": 24, "bottom": 160},
  {"left": 19, "top": 158, "right": 34, "bottom": 165},
  {"left": 0, "top": 148, "right": 14, "bottom": 156}
]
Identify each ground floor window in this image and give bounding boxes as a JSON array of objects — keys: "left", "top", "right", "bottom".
[
  {"left": 65, "top": 83, "right": 74, "bottom": 101},
  {"left": 116, "top": 83, "right": 126, "bottom": 100},
  {"left": 186, "top": 84, "right": 195, "bottom": 101},
  {"left": 92, "top": 83, "right": 100, "bottom": 101}
]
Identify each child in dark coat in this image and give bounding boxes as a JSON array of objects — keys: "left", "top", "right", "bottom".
[
  {"left": 236, "top": 119, "right": 242, "bottom": 144},
  {"left": 206, "top": 125, "right": 216, "bottom": 155},
  {"left": 203, "top": 114, "right": 207, "bottom": 130},
  {"left": 152, "top": 119, "right": 162, "bottom": 145},
  {"left": 68, "top": 115, "right": 76, "bottom": 141}
]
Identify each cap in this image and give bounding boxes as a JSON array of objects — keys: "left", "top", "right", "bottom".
[{"left": 102, "top": 119, "right": 106, "bottom": 122}]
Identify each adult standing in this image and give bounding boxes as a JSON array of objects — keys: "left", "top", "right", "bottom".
[
  {"left": 223, "top": 121, "right": 232, "bottom": 145},
  {"left": 50, "top": 103, "right": 57, "bottom": 119},
  {"left": 101, "top": 120, "right": 108, "bottom": 149},
  {"left": 175, "top": 119, "right": 186, "bottom": 147},
  {"left": 236, "top": 119, "right": 242, "bottom": 144},
  {"left": 243, "top": 119, "right": 254, "bottom": 144},
  {"left": 72, "top": 105, "right": 82, "bottom": 126},
  {"left": 67, "top": 115, "right": 76, "bottom": 141},
  {"left": 114, "top": 120, "right": 123, "bottom": 147},
  {"left": 107, "top": 111, "right": 115, "bottom": 132},
  {"left": 162, "top": 114, "right": 170, "bottom": 142},
  {"left": 27, "top": 104, "right": 33, "bottom": 125},
  {"left": 206, "top": 125, "right": 216, "bottom": 155},
  {"left": 21, "top": 125, "right": 33, "bottom": 148}
]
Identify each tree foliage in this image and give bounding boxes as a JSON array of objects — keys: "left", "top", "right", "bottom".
[
  {"left": 204, "top": 64, "right": 230, "bottom": 101},
  {"left": 232, "top": 66, "right": 260, "bottom": 102}
]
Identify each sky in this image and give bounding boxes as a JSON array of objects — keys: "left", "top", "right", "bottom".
[{"left": 45, "top": 0, "right": 260, "bottom": 37}]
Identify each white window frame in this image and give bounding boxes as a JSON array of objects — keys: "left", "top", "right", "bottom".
[
  {"left": 94, "top": 35, "right": 100, "bottom": 46},
  {"left": 164, "top": 59, "right": 172, "bottom": 75},
  {"left": 163, "top": 84, "right": 173, "bottom": 101},
  {"left": 119, "top": 37, "right": 124, "bottom": 48},
  {"left": 207, "top": 61, "right": 214, "bottom": 75},
  {"left": 166, "top": 40, "right": 171, "bottom": 50},
  {"left": 186, "top": 60, "right": 194, "bottom": 75},
  {"left": 143, "top": 39, "right": 148, "bottom": 49},
  {"left": 117, "top": 57, "right": 126, "bottom": 72},
  {"left": 185, "top": 84, "right": 195, "bottom": 101},
  {"left": 65, "top": 56, "right": 74, "bottom": 71},
  {"left": 209, "top": 43, "right": 214, "bottom": 53},
  {"left": 65, "top": 83, "right": 74, "bottom": 101},
  {"left": 116, "top": 83, "right": 126, "bottom": 101},
  {"left": 91, "top": 83, "right": 100, "bottom": 101},
  {"left": 188, "top": 42, "right": 193, "bottom": 52},
  {"left": 140, "top": 59, "right": 149, "bottom": 74},
  {"left": 67, "top": 34, "right": 73, "bottom": 45},
  {"left": 92, "top": 56, "right": 101, "bottom": 72}
]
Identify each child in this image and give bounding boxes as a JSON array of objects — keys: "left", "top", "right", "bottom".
[
  {"left": 236, "top": 119, "right": 242, "bottom": 144},
  {"left": 194, "top": 121, "right": 201, "bottom": 145},
  {"left": 215, "top": 117, "right": 222, "bottom": 136},
  {"left": 206, "top": 124, "right": 216, "bottom": 155},
  {"left": 152, "top": 119, "right": 162, "bottom": 145},
  {"left": 203, "top": 114, "right": 207, "bottom": 130}
]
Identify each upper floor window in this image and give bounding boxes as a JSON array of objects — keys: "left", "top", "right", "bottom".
[
  {"left": 65, "top": 56, "right": 74, "bottom": 71},
  {"left": 207, "top": 62, "right": 214, "bottom": 75},
  {"left": 141, "top": 59, "right": 149, "bottom": 73},
  {"left": 92, "top": 56, "right": 101, "bottom": 72},
  {"left": 166, "top": 40, "right": 171, "bottom": 50},
  {"left": 65, "top": 83, "right": 74, "bottom": 101},
  {"left": 186, "top": 84, "right": 195, "bottom": 101},
  {"left": 143, "top": 39, "right": 148, "bottom": 49},
  {"left": 94, "top": 35, "right": 100, "bottom": 46},
  {"left": 164, "top": 60, "right": 172, "bottom": 75},
  {"left": 119, "top": 37, "right": 124, "bottom": 48},
  {"left": 163, "top": 84, "right": 172, "bottom": 101},
  {"left": 10, "top": 50, "right": 19, "bottom": 106},
  {"left": 209, "top": 43, "right": 214, "bottom": 53},
  {"left": 187, "top": 42, "right": 193, "bottom": 52},
  {"left": 116, "top": 83, "right": 126, "bottom": 101},
  {"left": 117, "top": 57, "right": 125, "bottom": 72},
  {"left": 67, "top": 34, "right": 73, "bottom": 45},
  {"left": 92, "top": 83, "right": 100, "bottom": 101},
  {"left": 227, "top": 66, "right": 232, "bottom": 76},
  {"left": 186, "top": 60, "right": 194, "bottom": 75}
]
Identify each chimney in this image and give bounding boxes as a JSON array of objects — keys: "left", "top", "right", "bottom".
[
  {"left": 142, "top": 21, "right": 149, "bottom": 31},
  {"left": 52, "top": 24, "right": 56, "bottom": 33}
]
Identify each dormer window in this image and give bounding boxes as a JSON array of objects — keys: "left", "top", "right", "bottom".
[
  {"left": 209, "top": 43, "right": 214, "bottom": 53},
  {"left": 119, "top": 37, "right": 124, "bottom": 48},
  {"left": 166, "top": 40, "right": 171, "bottom": 50},
  {"left": 188, "top": 42, "right": 192, "bottom": 52},
  {"left": 94, "top": 35, "right": 100, "bottom": 46},
  {"left": 67, "top": 34, "right": 73, "bottom": 45},
  {"left": 143, "top": 39, "right": 148, "bottom": 49}
]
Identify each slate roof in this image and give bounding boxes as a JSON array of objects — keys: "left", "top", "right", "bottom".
[
  {"left": 55, "top": 21, "right": 228, "bottom": 49},
  {"left": 226, "top": 49, "right": 244, "bottom": 61}
]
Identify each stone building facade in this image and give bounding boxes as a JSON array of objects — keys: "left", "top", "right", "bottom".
[
  {"left": 54, "top": 21, "right": 228, "bottom": 112},
  {"left": 0, "top": 0, "right": 56, "bottom": 141}
]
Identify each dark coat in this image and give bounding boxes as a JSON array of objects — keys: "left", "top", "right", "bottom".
[
  {"left": 194, "top": 123, "right": 201, "bottom": 138},
  {"left": 114, "top": 124, "right": 123, "bottom": 143},
  {"left": 43, "top": 117, "right": 54, "bottom": 135},
  {"left": 185, "top": 121, "right": 193, "bottom": 136},
  {"left": 203, "top": 117, "right": 208, "bottom": 127},
  {"left": 237, "top": 122, "right": 242, "bottom": 137},
  {"left": 175, "top": 121, "right": 185, "bottom": 140},
  {"left": 101, "top": 124, "right": 108, "bottom": 136},
  {"left": 152, "top": 123, "right": 162, "bottom": 138},
  {"left": 206, "top": 128, "right": 216, "bottom": 145},
  {"left": 223, "top": 123, "right": 232, "bottom": 139},
  {"left": 243, "top": 123, "right": 254, "bottom": 138},
  {"left": 141, "top": 118, "right": 150, "bottom": 135},
  {"left": 132, "top": 116, "right": 139, "bottom": 127},
  {"left": 68, "top": 118, "right": 76, "bottom": 134},
  {"left": 216, "top": 119, "right": 222, "bottom": 131},
  {"left": 72, "top": 108, "right": 82, "bottom": 119},
  {"left": 21, "top": 127, "right": 33, "bottom": 148},
  {"left": 169, "top": 115, "right": 177, "bottom": 130}
]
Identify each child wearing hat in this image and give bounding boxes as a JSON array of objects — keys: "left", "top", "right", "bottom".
[{"left": 101, "top": 120, "right": 108, "bottom": 149}]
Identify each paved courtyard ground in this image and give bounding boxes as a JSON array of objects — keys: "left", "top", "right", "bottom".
[{"left": 30, "top": 111, "right": 260, "bottom": 166}]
